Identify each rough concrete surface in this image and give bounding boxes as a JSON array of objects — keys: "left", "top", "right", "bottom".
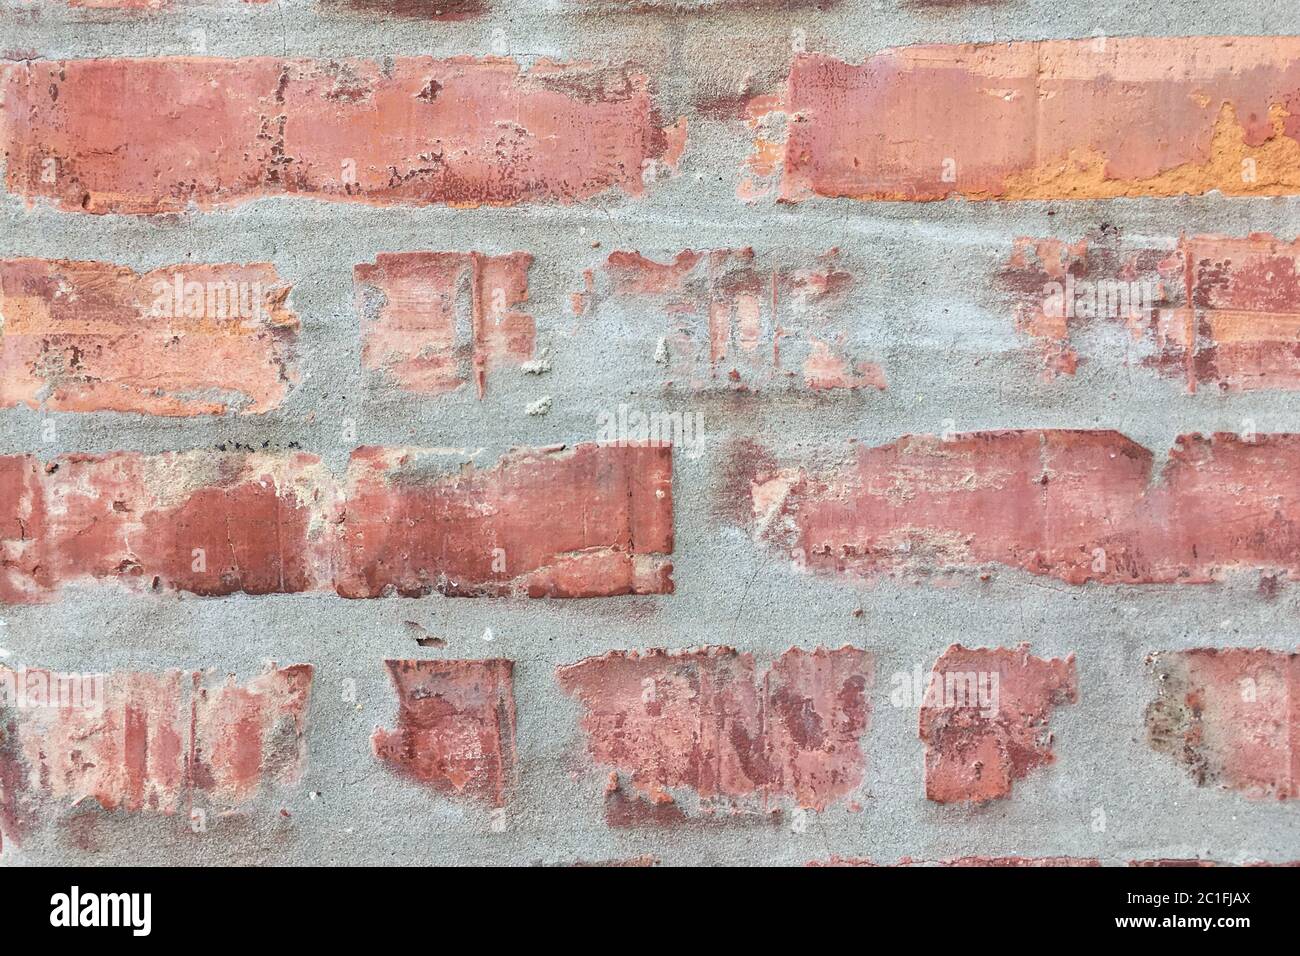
[{"left": 1, "top": 0, "right": 1298, "bottom": 865}]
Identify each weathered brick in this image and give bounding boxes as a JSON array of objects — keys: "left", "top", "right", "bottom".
[
  {"left": 1181, "top": 234, "right": 1300, "bottom": 390},
  {"left": 0, "top": 664, "right": 312, "bottom": 849},
  {"left": 1002, "top": 233, "right": 1300, "bottom": 390},
  {"left": 747, "top": 430, "right": 1300, "bottom": 586},
  {"left": 0, "top": 259, "right": 298, "bottom": 415},
  {"left": 557, "top": 646, "right": 872, "bottom": 822},
  {"left": 335, "top": 443, "right": 674, "bottom": 599},
  {"left": 572, "top": 248, "right": 883, "bottom": 392},
  {"left": 1146, "top": 648, "right": 1298, "bottom": 799},
  {"left": 355, "top": 252, "right": 533, "bottom": 398},
  {"left": 745, "top": 38, "right": 1300, "bottom": 202},
  {"left": 372, "top": 659, "right": 516, "bottom": 806},
  {"left": 0, "top": 451, "right": 336, "bottom": 603},
  {"left": 2, "top": 444, "right": 677, "bottom": 604},
  {"left": 919, "top": 644, "right": 1077, "bottom": 803},
  {"left": 1, "top": 58, "right": 686, "bottom": 214}
]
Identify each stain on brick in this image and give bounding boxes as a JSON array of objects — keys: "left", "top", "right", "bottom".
[
  {"left": 572, "top": 248, "right": 882, "bottom": 391},
  {"left": 1, "top": 58, "right": 685, "bottom": 214},
  {"left": 355, "top": 251, "right": 534, "bottom": 398},
  {"left": 713, "top": 436, "right": 777, "bottom": 526},
  {"left": 1, "top": 259, "right": 298, "bottom": 415},
  {"left": 919, "top": 644, "right": 1077, "bottom": 803},
  {"left": 1146, "top": 648, "right": 1298, "bottom": 799},
  {"left": 0, "top": 664, "right": 312, "bottom": 849},
  {"left": 372, "top": 659, "right": 516, "bottom": 806},
  {"left": 1002, "top": 233, "right": 1300, "bottom": 389},
  {"left": 747, "top": 39, "right": 1300, "bottom": 202},
  {"left": 557, "top": 645, "right": 872, "bottom": 822},
  {"left": 747, "top": 430, "right": 1300, "bottom": 587},
  {"left": 336, "top": 443, "right": 674, "bottom": 599}
]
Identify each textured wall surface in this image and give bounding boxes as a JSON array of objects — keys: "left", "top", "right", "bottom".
[{"left": 1, "top": 0, "right": 1299, "bottom": 866}]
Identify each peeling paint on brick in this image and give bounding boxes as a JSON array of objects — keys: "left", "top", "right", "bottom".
[
  {"left": 355, "top": 251, "right": 533, "bottom": 398},
  {"left": 558, "top": 645, "right": 872, "bottom": 821},
  {"left": 372, "top": 659, "right": 516, "bottom": 805},
  {"left": 0, "top": 664, "right": 312, "bottom": 849},
  {"left": 573, "top": 247, "right": 883, "bottom": 392},
  {"left": 919, "top": 644, "right": 1077, "bottom": 803},
  {"left": 1002, "top": 233, "right": 1300, "bottom": 389}
]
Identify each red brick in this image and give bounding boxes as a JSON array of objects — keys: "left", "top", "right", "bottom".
[
  {"left": 1146, "top": 648, "right": 1299, "bottom": 799},
  {"left": 0, "top": 451, "right": 335, "bottom": 604},
  {"left": 746, "top": 38, "right": 1300, "bottom": 202},
  {"left": 0, "top": 664, "right": 311, "bottom": 848},
  {"left": 1182, "top": 234, "right": 1300, "bottom": 390},
  {"left": 919, "top": 644, "right": 1077, "bottom": 803},
  {"left": 355, "top": 252, "right": 533, "bottom": 398},
  {"left": 335, "top": 443, "right": 674, "bottom": 599},
  {"left": 372, "top": 659, "right": 516, "bottom": 806},
  {"left": 1, "top": 259, "right": 298, "bottom": 415},
  {"left": 1, "top": 58, "right": 687, "bottom": 214},
  {"left": 557, "top": 645, "right": 872, "bottom": 822},
  {"left": 572, "top": 248, "right": 883, "bottom": 392},
  {"left": 0, "top": 455, "right": 44, "bottom": 605},
  {"left": 1002, "top": 233, "right": 1300, "bottom": 389},
  {"left": 747, "top": 430, "right": 1300, "bottom": 586},
  {"left": 2, "top": 444, "right": 677, "bottom": 604}
]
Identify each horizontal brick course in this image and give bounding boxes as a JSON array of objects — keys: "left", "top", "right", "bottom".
[
  {"left": 744, "top": 430, "right": 1300, "bottom": 586},
  {"left": 748, "top": 37, "right": 1300, "bottom": 202},
  {"left": 0, "top": 443, "right": 674, "bottom": 603},
  {"left": 1, "top": 57, "right": 686, "bottom": 214}
]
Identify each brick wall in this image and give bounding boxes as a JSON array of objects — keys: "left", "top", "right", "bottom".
[{"left": 0, "top": 1, "right": 1297, "bottom": 865}]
